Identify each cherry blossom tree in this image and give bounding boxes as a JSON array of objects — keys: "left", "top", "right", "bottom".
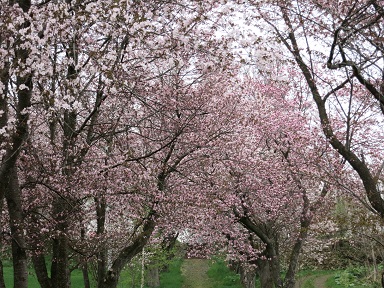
[
  {"left": 169, "top": 75, "right": 338, "bottom": 288},
  {"left": 244, "top": 0, "right": 384, "bottom": 219},
  {"left": 225, "top": 80, "right": 337, "bottom": 288}
]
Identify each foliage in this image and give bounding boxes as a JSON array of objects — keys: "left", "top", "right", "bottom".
[{"left": 333, "top": 266, "right": 382, "bottom": 288}]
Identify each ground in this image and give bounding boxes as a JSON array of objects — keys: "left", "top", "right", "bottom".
[
  {"left": 181, "top": 258, "right": 212, "bottom": 288},
  {"left": 180, "top": 258, "right": 330, "bottom": 288}
]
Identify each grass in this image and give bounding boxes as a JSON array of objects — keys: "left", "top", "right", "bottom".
[
  {"left": 2, "top": 258, "right": 185, "bottom": 288},
  {"left": 207, "top": 259, "right": 243, "bottom": 288},
  {"left": 295, "top": 269, "right": 333, "bottom": 288},
  {"left": 117, "top": 258, "right": 184, "bottom": 288},
  {"left": 158, "top": 258, "right": 184, "bottom": 288},
  {"left": 3, "top": 266, "right": 86, "bottom": 288},
  {"left": 4, "top": 257, "right": 383, "bottom": 288},
  {"left": 295, "top": 267, "right": 382, "bottom": 288}
]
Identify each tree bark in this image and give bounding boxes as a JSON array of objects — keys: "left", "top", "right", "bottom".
[
  {"left": 49, "top": 58, "right": 78, "bottom": 288},
  {"left": 96, "top": 196, "right": 108, "bottom": 288},
  {"left": 32, "top": 254, "right": 52, "bottom": 288},
  {"left": 0, "top": 1, "right": 32, "bottom": 287},
  {"left": 0, "top": 260, "right": 5, "bottom": 288},
  {"left": 256, "top": 259, "right": 274, "bottom": 288},
  {"left": 51, "top": 201, "right": 70, "bottom": 288},
  {"left": 239, "top": 265, "right": 256, "bottom": 288},
  {"left": 0, "top": 193, "right": 5, "bottom": 288},
  {"left": 5, "top": 167, "right": 28, "bottom": 288},
  {"left": 0, "top": 52, "right": 8, "bottom": 288}
]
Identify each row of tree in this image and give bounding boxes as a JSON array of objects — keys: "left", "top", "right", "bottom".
[{"left": 0, "top": 0, "right": 383, "bottom": 288}]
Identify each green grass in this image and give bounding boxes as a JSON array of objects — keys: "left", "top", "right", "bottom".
[
  {"left": 207, "top": 259, "right": 243, "bottom": 288},
  {"left": 158, "top": 258, "right": 184, "bottom": 288},
  {"left": 117, "top": 258, "right": 184, "bottom": 288},
  {"left": 2, "top": 258, "right": 185, "bottom": 288},
  {"left": 3, "top": 266, "right": 85, "bottom": 288},
  {"left": 296, "top": 269, "right": 333, "bottom": 288}
]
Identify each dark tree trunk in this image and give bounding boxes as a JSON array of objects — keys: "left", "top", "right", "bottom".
[
  {"left": 79, "top": 227, "right": 91, "bottom": 288},
  {"left": 0, "top": 1, "right": 32, "bottom": 287},
  {"left": 82, "top": 263, "right": 91, "bottom": 288},
  {"left": 0, "top": 260, "right": 5, "bottom": 288},
  {"left": 257, "top": 259, "right": 274, "bottom": 288},
  {"left": 0, "top": 197, "right": 5, "bottom": 288},
  {"left": 32, "top": 254, "right": 52, "bottom": 288},
  {"left": 5, "top": 167, "right": 28, "bottom": 288},
  {"left": 51, "top": 198, "right": 70, "bottom": 288},
  {"left": 51, "top": 224, "right": 70, "bottom": 288},
  {"left": 255, "top": 255, "right": 283, "bottom": 288},
  {"left": 96, "top": 196, "right": 107, "bottom": 288}
]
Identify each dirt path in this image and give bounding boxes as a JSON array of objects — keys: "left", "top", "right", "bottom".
[
  {"left": 181, "top": 259, "right": 212, "bottom": 288},
  {"left": 295, "top": 273, "right": 331, "bottom": 288}
]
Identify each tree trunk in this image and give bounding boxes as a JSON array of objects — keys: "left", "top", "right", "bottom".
[
  {"left": 0, "top": 260, "right": 5, "bottom": 288},
  {"left": 51, "top": 198, "right": 70, "bottom": 288},
  {"left": 82, "top": 263, "right": 91, "bottom": 288},
  {"left": 254, "top": 241, "right": 283, "bottom": 288},
  {"left": 257, "top": 259, "right": 274, "bottom": 288},
  {"left": 96, "top": 195, "right": 108, "bottom": 288},
  {"left": 101, "top": 218, "right": 156, "bottom": 288},
  {"left": 0, "top": 197, "right": 5, "bottom": 288},
  {"left": 5, "top": 167, "right": 28, "bottom": 288},
  {"left": 161, "top": 232, "right": 179, "bottom": 272},
  {"left": 0, "top": 1, "right": 32, "bottom": 287},
  {"left": 146, "top": 265, "right": 160, "bottom": 288},
  {"left": 51, "top": 229, "right": 69, "bottom": 288},
  {"left": 32, "top": 254, "right": 52, "bottom": 288},
  {"left": 239, "top": 265, "right": 256, "bottom": 288}
]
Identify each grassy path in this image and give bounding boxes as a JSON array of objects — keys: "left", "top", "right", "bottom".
[
  {"left": 295, "top": 273, "right": 332, "bottom": 288},
  {"left": 181, "top": 259, "right": 212, "bottom": 288}
]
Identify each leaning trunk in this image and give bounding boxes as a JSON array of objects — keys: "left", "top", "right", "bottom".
[
  {"left": 32, "top": 254, "right": 52, "bottom": 288},
  {"left": 101, "top": 218, "right": 156, "bottom": 288}
]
